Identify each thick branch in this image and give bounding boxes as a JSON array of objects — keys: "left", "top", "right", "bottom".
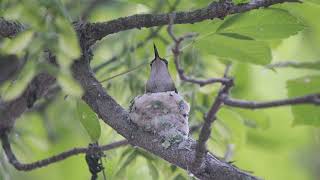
[
  {"left": 0, "top": 17, "right": 25, "bottom": 38},
  {"left": 222, "top": 94, "right": 320, "bottom": 109},
  {"left": 0, "top": 73, "right": 56, "bottom": 132},
  {"left": 79, "top": 0, "right": 298, "bottom": 45},
  {"left": 0, "top": 54, "right": 25, "bottom": 85},
  {"left": 1, "top": 133, "right": 128, "bottom": 171},
  {"left": 71, "top": 59, "right": 257, "bottom": 180},
  {"left": 93, "top": 0, "right": 181, "bottom": 72}
]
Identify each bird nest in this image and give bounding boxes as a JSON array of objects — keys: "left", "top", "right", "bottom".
[{"left": 129, "top": 91, "right": 190, "bottom": 148}]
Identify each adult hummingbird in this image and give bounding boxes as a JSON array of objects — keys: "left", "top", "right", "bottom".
[{"left": 145, "top": 44, "right": 177, "bottom": 93}]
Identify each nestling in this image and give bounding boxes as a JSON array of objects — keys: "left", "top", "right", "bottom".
[{"left": 145, "top": 44, "right": 177, "bottom": 93}]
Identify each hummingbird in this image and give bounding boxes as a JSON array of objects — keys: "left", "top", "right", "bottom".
[{"left": 145, "top": 44, "right": 177, "bottom": 93}]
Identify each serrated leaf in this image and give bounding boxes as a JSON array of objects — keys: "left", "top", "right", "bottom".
[
  {"left": 1, "top": 30, "right": 33, "bottom": 55},
  {"left": 1, "top": 58, "right": 36, "bottom": 101},
  {"left": 77, "top": 100, "right": 101, "bottom": 141},
  {"left": 200, "top": 34, "right": 271, "bottom": 65},
  {"left": 57, "top": 72, "right": 83, "bottom": 97},
  {"left": 55, "top": 17, "right": 80, "bottom": 60},
  {"left": 217, "top": 8, "right": 305, "bottom": 40},
  {"left": 147, "top": 161, "right": 159, "bottom": 180},
  {"left": 287, "top": 76, "right": 320, "bottom": 126}
]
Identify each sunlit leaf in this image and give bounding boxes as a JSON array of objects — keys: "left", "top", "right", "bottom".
[
  {"left": 173, "top": 174, "right": 188, "bottom": 180},
  {"left": 306, "top": 0, "right": 320, "bottom": 4},
  {"left": 199, "top": 34, "right": 271, "bottom": 65},
  {"left": 287, "top": 75, "right": 320, "bottom": 126},
  {"left": 147, "top": 161, "right": 159, "bottom": 180},
  {"left": 217, "top": 8, "right": 305, "bottom": 40},
  {"left": 77, "top": 100, "right": 101, "bottom": 141},
  {"left": 1, "top": 58, "right": 36, "bottom": 101},
  {"left": 232, "top": 0, "right": 249, "bottom": 4},
  {"left": 1, "top": 30, "right": 34, "bottom": 55},
  {"left": 57, "top": 72, "right": 83, "bottom": 97}
]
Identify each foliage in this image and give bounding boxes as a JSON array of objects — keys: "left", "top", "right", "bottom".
[{"left": 0, "top": 0, "right": 319, "bottom": 180}]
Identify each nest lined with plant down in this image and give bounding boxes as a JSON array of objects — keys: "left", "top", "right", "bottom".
[{"left": 129, "top": 91, "right": 190, "bottom": 148}]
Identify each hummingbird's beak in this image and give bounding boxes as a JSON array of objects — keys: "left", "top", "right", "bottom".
[{"left": 153, "top": 43, "right": 160, "bottom": 59}]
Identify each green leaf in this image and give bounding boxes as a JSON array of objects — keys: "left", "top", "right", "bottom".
[
  {"left": 147, "top": 161, "right": 159, "bottom": 180},
  {"left": 57, "top": 72, "right": 83, "bottom": 97},
  {"left": 216, "top": 108, "right": 246, "bottom": 147},
  {"left": 200, "top": 34, "right": 271, "bottom": 65},
  {"left": 55, "top": 17, "right": 81, "bottom": 62},
  {"left": 287, "top": 76, "right": 320, "bottom": 126},
  {"left": 266, "top": 61, "right": 320, "bottom": 70},
  {"left": 217, "top": 8, "right": 305, "bottom": 40},
  {"left": 127, "top": 0, "right": 153, "bottom": 7},
  {"left": 77, "top": 100, "right": 101, "bottom": 141},
  {"left": 174, "top": 174, "right": 188, "bottom": 180},
  {"left": 1, "top": 58, "right": 36, "bottom": 101},
  {"left": 306, "top": 0, "right": 320, "bottom": 4},
  {"left": 1, "top": 30, "right": 34, "bottom": 55},
  {"left": 232, "top": 0, "right": 249, "bottom": 4},
  {"left": 116, "top": 150, "right": 138, "bottom": 177},
  {"left": 236, "top": 110, "right": 270, "bottom": 130}
]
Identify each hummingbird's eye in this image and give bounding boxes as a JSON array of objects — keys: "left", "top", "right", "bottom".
[{"left": 163, "top": 59, "right": 168, "bottom": 66}]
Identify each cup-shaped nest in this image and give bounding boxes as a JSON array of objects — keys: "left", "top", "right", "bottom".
[{"left": 129, "top": 91, "right": 190, "bottom": 147}]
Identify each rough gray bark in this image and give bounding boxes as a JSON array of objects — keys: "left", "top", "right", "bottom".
[
  {"left": 0, "top": 0, "right": 301, "bottom": 179},
  {"left": 71, "top": 60, "right": 259, "bottom": 180},
  {"left": 0, "top": 17, "right": 25, "bottom": 38},
  {"left": 0, "top": 73, "right": 55, "bottom": 132}
]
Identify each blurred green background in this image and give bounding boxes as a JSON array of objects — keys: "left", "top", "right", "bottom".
[{"left": 0, "top": 0, "right": 320, "bottom": 179}]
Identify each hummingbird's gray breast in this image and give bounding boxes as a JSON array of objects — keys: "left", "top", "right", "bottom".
[{"left": 146, "top": 61, "right": 176, "bottom": 93}]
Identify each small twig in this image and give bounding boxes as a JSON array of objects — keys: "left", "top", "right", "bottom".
[
  {"left": 1, "top": 133, "right": 128, "bottom": 171},
  {"left": 99, "top": 62, "right": 148, "bottom": 83},
  {"left": 266, "top": 60, "right": 320, "bottom": 70},
  {"left": 191, "top": 66, "right": 234, "bottom": 171},
  {"left": 93, "top": 0, "right": 181, "bottom": 73},
  {"left": 222, "top": 94, "right": 320, "bottom": 109},
  {"left": 167, "top": 15, "right": 231, "bottom": 86},
  {"left": 167, "top": 15, "right": 235, "bottom": 171}
]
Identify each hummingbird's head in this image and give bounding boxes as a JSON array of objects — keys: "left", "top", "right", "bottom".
[{"left": 150, "top": 44, "right": 168, "bottom": 68}]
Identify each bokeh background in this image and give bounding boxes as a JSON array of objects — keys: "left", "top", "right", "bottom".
[{"left": 0, "top": 0, "right": 319, "bottom": 179}]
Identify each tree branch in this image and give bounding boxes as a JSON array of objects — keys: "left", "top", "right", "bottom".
[
  {"left": 93, "top": 0, "right": 181, "bottom": 72},
  {"left": 77, "top": 0, "right": 299, "bottom": 46},
  {"left": 70, "top": 57, "right": 258, "bottom": 180},
  {"left": 0, "top": 133, "right": 128, "bottom": 171},
  {"left": 192, "top": 65, "right": 233, "bottom": 171},
  {"left": 0, "top": 73, "right": 56, "bottom": 132},
  {"left": 222, "top": 93, "right": 320, "bottom": 109},
  {"left": 0, "top": 17, "right": 25, "bottom": 38},
  {"left": 266, "top": 60, "right": 320, "bottom": 70},
  {"left": 167, "top": 15, "right": 231, "bottom": 86}
]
